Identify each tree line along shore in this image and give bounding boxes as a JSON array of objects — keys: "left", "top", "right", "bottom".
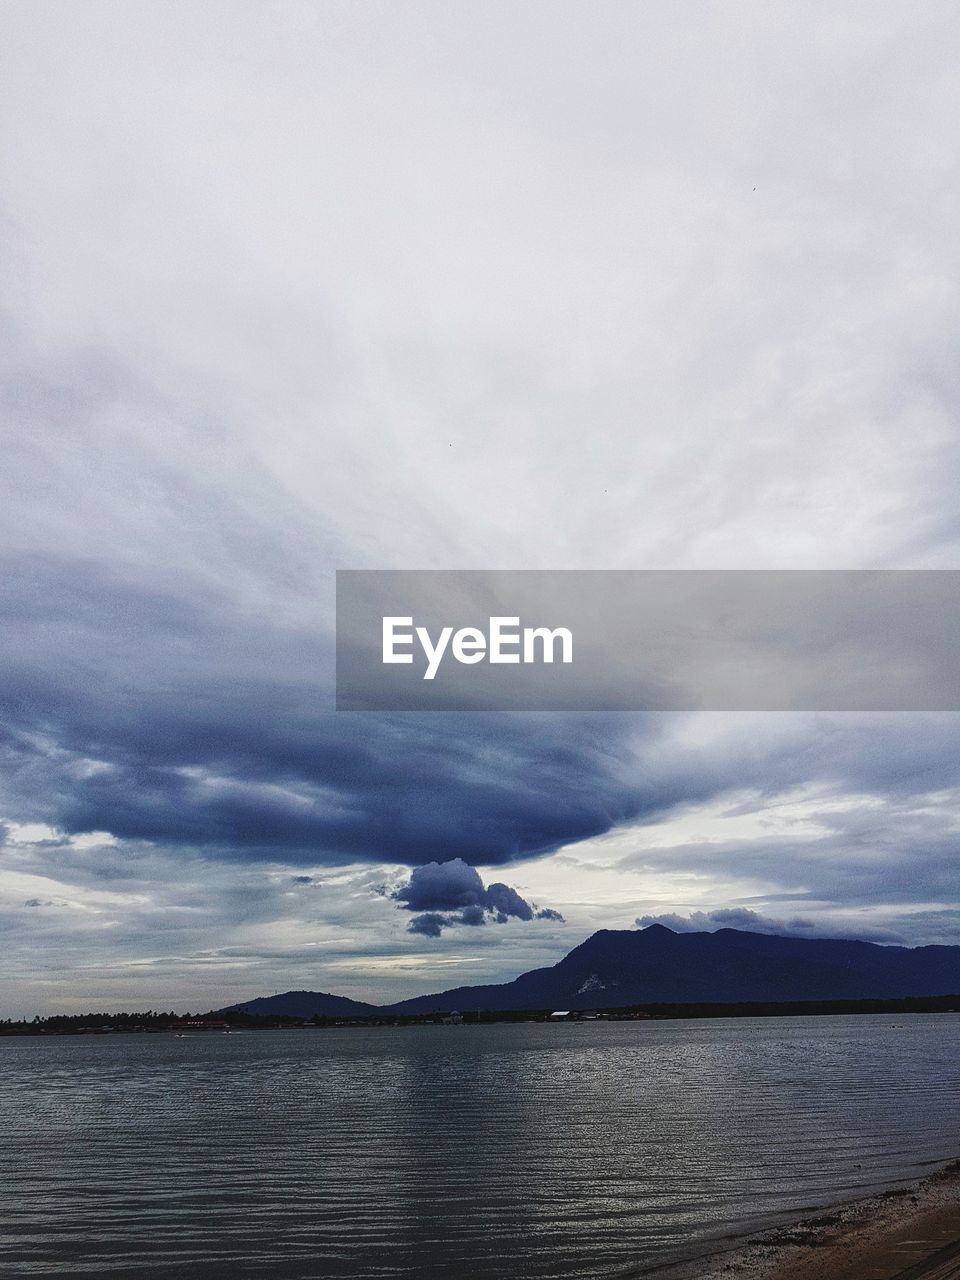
[{"left": 2, "top": 992, "right": 959, "bottom": 1036}]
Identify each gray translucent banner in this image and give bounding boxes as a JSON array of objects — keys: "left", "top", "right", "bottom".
[{"left": 335, "top": 570, "right": 960, "bottom": 711}]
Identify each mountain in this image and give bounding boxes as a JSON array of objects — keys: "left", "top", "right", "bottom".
[
  {"left": 226, "top": 925, "right": 960, "bottom": 1017},
  {"left": 226, "top": 989, "right": 378, "bottom": 1018},
  {"left": 384, "top": 925, "right": 960, "bottom": 1012}
]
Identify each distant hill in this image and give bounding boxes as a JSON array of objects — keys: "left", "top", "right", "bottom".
[
  {"left": 225, "top": 989, "right": 378, "bottom": 1018},
  {"left": 226, "top": 925, "right": 960, "bottom": 1017}
]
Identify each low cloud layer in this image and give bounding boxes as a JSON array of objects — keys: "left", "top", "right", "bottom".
[
  {"left": 637, "top": 907, "right": 805, "bottom": 933},
  {"left": 635, "top": 907, "right": 903, "bottom": 943},
  {"left": 393, "top": 859, "right": 563, "bottom": 936}
]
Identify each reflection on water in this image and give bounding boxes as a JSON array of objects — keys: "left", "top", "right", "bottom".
[{"left": 2, "top": 1015, "right": 959, "bottom": 1278}]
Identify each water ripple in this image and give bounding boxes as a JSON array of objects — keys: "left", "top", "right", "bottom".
[{"left": 1, "top": 1015, "right": 958, "bottom": 1277}]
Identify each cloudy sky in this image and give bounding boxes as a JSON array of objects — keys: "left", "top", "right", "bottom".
[{"left": 2, "top": 2, "right": 960, "bottom": 1017}]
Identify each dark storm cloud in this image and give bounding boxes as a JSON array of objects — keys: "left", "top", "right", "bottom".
[
  {"left": 407, "top": 912, "right": 447, "bottom": 938},
  {"left": 458, "top": 904, "right": 487, "bottom": 927},
  {"left": 0, "top": 553, "right": 652, "bottom": 867},
  {"left": 4, "top": 553, "right": 960, "bottom": 897},
  {"left": 485, "top": 881, "right": 534, "bottom": 921},
  {"left": 392, "top": 858, "right": 562, "bottom": 934},
  {"left": 393, "top": 859, "right": 488, "bottom": 911}
]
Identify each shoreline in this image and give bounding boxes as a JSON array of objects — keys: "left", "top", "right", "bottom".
[
  {"left": 4, "top": 1000, "right": 960, "bottom": 1037},
  {"left": 645, "top": 1159, "right": 960, "bottom": 1280}
]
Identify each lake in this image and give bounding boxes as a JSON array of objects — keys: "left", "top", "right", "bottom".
[{"left": 2, "top": 1015, "right": 959, "bottom": 1278}]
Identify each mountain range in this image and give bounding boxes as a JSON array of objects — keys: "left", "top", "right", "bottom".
[{"left": 225, "top": 924, "right": 960, "bottom": 1017}]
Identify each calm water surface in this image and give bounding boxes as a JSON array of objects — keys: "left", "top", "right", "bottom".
[{"left": 2, "top": 1015, "right": 958, "bottom": 1278}]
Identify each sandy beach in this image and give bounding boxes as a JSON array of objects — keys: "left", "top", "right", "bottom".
[{"left": 647, "top": 1161, "right": 960, "bottom": 1280}]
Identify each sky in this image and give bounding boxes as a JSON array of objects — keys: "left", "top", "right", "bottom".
[{"left": 1, "top": 1, "right": 960, "bottom": 1017}]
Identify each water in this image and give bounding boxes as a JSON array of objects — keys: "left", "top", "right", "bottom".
[{"left": 2, "top": 1014, "right": 959, "bottom": 1278}]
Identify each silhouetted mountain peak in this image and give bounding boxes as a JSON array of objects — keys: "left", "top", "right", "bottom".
[{"left": 229, "top": 925, "right": 960, "bottom": 1018}]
